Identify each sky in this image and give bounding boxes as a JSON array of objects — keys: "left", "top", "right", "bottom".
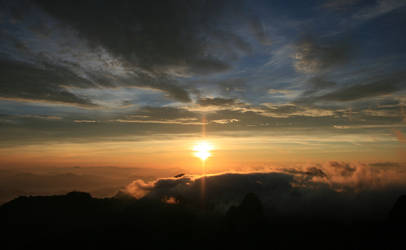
[{"left": 1, "top": 0, "right": 406, "bottom": 174}]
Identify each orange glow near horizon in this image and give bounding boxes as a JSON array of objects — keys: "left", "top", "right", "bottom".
[{"left": 0, "top": 132, "right": 404, "bottom": 172}]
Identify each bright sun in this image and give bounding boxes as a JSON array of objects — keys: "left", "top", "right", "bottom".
[{"left": 193, "top": 141, "right": 213, "bottom": 161}]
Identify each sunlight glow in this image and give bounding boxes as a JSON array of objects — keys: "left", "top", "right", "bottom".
[{"left": 193, "top": 141, "right": 213, "bottom": 161}]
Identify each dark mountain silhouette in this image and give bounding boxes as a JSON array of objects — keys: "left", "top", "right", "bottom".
[
  {"left": 113, "top": 190, "right": 135, "bottom": 200},
  {"left": 1, "top": 191, "right": 405, "bottom": 250},
  {"left": 388, "top": 195, "right": 406, "bottom": 224},
  {"left": 226, "top": 192, "right": 266, "bottom": 232}
]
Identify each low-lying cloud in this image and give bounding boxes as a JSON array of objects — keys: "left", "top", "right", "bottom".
[{"left": 125, "top": 161, "right": 406, "bottom": 220}]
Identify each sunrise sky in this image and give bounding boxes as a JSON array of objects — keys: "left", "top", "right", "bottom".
[{"left": 1, "top": 0, "right": 406, "bottom": 173}]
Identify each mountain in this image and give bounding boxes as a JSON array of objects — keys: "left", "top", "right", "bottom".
[
  {"left": 388, "top": 195, "right": 406, "bottom": 223},
  {"left": 1, "top": 192, "right": 405, "bottom": 250}
]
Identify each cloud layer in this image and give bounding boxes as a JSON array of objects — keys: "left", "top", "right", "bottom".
[
  {"left": 125, "top": 161, "right": 406, "bottom": 220},
  {"left": 0, "top": 0, "right": 406, "bottom": 166}
]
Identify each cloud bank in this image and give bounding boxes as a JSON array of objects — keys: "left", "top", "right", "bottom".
[{"left": 125, "top": 161, "right": 406, "bottom": 221}]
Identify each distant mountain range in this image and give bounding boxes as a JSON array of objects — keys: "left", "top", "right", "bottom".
[{"left": 0, "top": 166, "right": 183, "bottom": 205}]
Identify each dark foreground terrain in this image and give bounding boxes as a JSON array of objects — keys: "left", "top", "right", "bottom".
[{"left": 1, "top": 191, "right": 405, "bottom": 250}]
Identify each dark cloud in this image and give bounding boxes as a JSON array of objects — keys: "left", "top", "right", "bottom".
[
  {"left": 283, "top": 167, "right": 328, "bottom": 179},
  {"left": 0, "top": 0, "right": 267, "bottom": 105},
  {"left": 108, "top": 106, "right": 205, "bottom": 125},
  {"left": 1, "top": 0, "right": 404, "bottom": 143},
  {"left": 261, "top": 103, "right": 335, "bottom": 118},
  {"left": 209, "top": 30, "right": 252, "bottom": 57},
  {"left": 329, "top": 161, "right": 357, "bottom": 177},
  {"left": 134, "top": 106, "right": 198, "bottom": 121},
  {"left": 296, "top": 72, "right": 406, "bottom": 106},
  {"left": 197, "top": 97, "right": 237, "bottom": 106},
  {"left": 294, "top": 35, "right": 352, "bottom": 73},
  {"left": 0, "top": 114, "right": 202, "bottom": 147},
  {"left": 0, "top": 58, "right": 192, "bottom": 105},
  {"left": 322, "top": 0, "right": 364, "bottom": 11},
  {"left": 0, "top": 60, "right": 97, "bottom": 108},
  {"left": 353, "top": 0, "right": 406, "bottom": 20},
  {"left": 306, "top": 166, "right": 328, "bottom": 178},
  {"left": 249, "top": 16, "right": 272, "bottom": 45},
  {"left": 302, "top": 76, "right": 337, "bottom": 95},
  {"left": 34, "top": 0, "right": 247, "bottom": 76},
  {"left": 0, "top": 104, "right": 334, "bottom": 147},
  {"left": 133, "top": 75, "right": 192, "bottom": 102},
  {"left": 218, "top": 78, "right": 246, "bottom": 93},
  {"left": 189, "top": 78, "right": 246, "bottom": 95},
  {"left": 315, "top": 72, "right": 406, "bottom": 102}
]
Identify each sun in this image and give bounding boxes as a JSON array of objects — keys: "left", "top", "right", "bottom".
[{"left": 193, "top": 141, "right": 213, "bottom": 161}]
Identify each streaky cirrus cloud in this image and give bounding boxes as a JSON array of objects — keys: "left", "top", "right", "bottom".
[{"left": 0, "top": 0, "right": 265, "bottom": 106}]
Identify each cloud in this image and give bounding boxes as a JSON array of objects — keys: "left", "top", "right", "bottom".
[
  {"left": 354, "top": 0, "right": 406, "bottom": 20},
  {"left": 294, "top": 36, "right": 352, "bottom": 73},
  {"left": 301, "top": 77, "right": 337, "bottom": 96},
  {"left": 211, "top": 119, "right": 239, "bottom": 124},
  {"left": 362, "top": 108, "right": 401, "bottom": 118},
  {"left": 0, "top": 57, "right": 191, "bottom": 104},
  {"left": 0, "top": 0, "right": 271, "bottom": 105},
  {"left": 322, "top": 0, "right": 363, "bottom": 10},
  {"left": 73, "top": 120, "right": 97, "bottom": 123},
  {"left": 19, "top": 115, "right": 62, "bottom": 120},
  {"left": 329, "top": 161, "right": 357, "bottom": 177},
  {"left": 393, "top": 129, "right": 406, "bottom": 143},
  {"left": 369, "top": 162, "right": 401, "bottom": 168},
  {"left": 215, "top": 78, "right": 246, "bottom": 93},
  {"left": 296, "top": 72, "right": 406, "bottom": 105},
  {"left": 2, "top": 0, "right": 236, "bottom": 105},
  {"left": 282, "top": 167, "right": 328, "bottom": 179},
  {"left": 197, "top": 97, "right": 237, "bottom": 107},
  {"left": 401, "top": 105, "right": 406, "bottom": 123},
  {"left": 162, "top": 196, "right": 179, "bottom": 204},
  {"left": 124, "top": 162, "right": 406, "bottom": 219},
  {"left": 249, "top": 16, "right": 272, "bottom": 45},
  {"left": 133, "top": 106, "right": 199, "bottom": 121},
  {"left": 0, "top": 60, "right": 98, "bottom": 108},
  {"left": 110, "top": 106, "right": 204, "bottom": 125},
  {"left": 209, "top": 30, "right": 252, "bottom": 56},
  {"left": 33, "top": 0, "right": 251, "bottom": 77},
  {"left": 323, "top": 0, "right": 406, "bottom": 21},
  {"left": 267, "top": 89, "right": 298, "bottom": 98},
  {"left": 125, "top": 179, "right": 155, "bottom": 199},
  {"left": 112, "top": 118, "right": 204, "bottom": 126},
  {"left": 317, "top": 73, "right": 405, "bottom": 102},
  {"left": 305, "top": 161, "right": 406, "bottom": 192},
  {"left": 333, "top": 124, "right": 406, "bottom": 129},
  {"left": 261, "top": 103, "right": 335, "bottom": 118}
]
